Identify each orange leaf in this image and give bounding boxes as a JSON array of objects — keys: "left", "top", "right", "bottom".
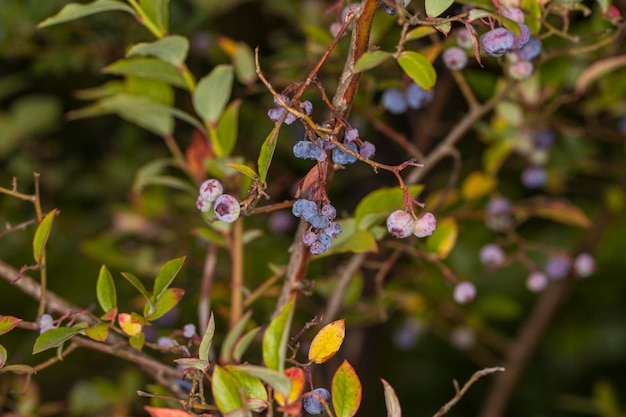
[
  {"left": 185, "top": 129, "right": 214, "bottom": 183},
  {"left": 275, "top": 367, "right": 305, "bottom": 406},
  {"left": 144, "top": 406, "right": 195, "bottom": 417},
  {"left": 308, "top": 319, "right": 345, "bottom": 364}
]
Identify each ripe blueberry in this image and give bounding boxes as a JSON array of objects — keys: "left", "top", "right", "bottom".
[
  {"left": 382, "top": 88, "right": 408, "bottom": 114},
  {"left": 405, "top": 82, "right": 434, "bottom": 109},
  {"left": 332, "top": 142, "right": 358, "bottom": 165},
  {"left": 303, "top": 388, "right": 331, "bottom": 415},
  {"left": 480, "top": 27, "right": 514, "bottom": 57},
  {"left": 515, "top": 36, "right": 541, "bottom": 61}
]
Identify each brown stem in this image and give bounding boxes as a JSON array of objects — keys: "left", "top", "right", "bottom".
[
  {"left": 230, "top": 218, "right": 244, "bottom": 328},
  {"left": 323, "top": 253, "right": 368, "bottom": 324}
]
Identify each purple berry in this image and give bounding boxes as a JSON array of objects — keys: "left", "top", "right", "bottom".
[
  {"left": 303, "top": 388, "right": 331, "bottom": 414},
  {"left": 293, "top": 141, "right": 323, "bottom": 160},
  {"left": 526, "top": 271, "right": 548, "bottom": 292},
  {"left": 386, "top": 210, "right": 416, "bottom": 238},
  {"left": 455, "top": 27, "right": 473, "bottom": 49},
  {"left": 534, "top": 129, "right": 554, "bottom": 149},
  {"left": 199, "top": 179, "right": 223, "bottom": 202},
  {"left": 405, "top": 82, "right": 434, "bottom": 109},
  {"left": 413, "top": 212, "right": 437, "bottom": 237},
  {"left": 332, "top": 142, "right": 358, "bottom": 164},
  {"left": 182, "top": 323, "right": 196, "bottom": 338},
  {"left": 309, "top": 240, "right": 329, "bottom": 255},
  {"left": 382, "top": 88, "right": 408, "bottom": 114},
  {"left": 545, "top": 255, "right": 571, "bottom": 280},
  {"left": 267, "top": 94, "right": 297, "bottom": 125},
  {"left": 453, "top": 282, "right": 476, "bottom": 304},
  {"left": 573, "top": 252, "right": 595, "bottom": 278},
  {"left": 485, "top": 197, "right": 513, "bottom": 231},
  {"left": 213, "top": 194, "right": 241, "bottom": 223},
  {"left": 515, "top": 36, "right": 541, "bottom": 61},
  {"left": 302, "top": 230, "right": 317, "bottom": 246},
  {"left": 501, "top": 7, "right": 525, "bottom": 24},
  {"left": 443, "top": 47, "right": 468, "bottom": 70},
  {"left": 196, "top": 196, "right": 212, "bottom": 213},
  {"left": 324, "top": 221, "right": 343, "bottom": 238},
  {"left": 379, "top": 0, "right": 411, "bottom": 15},
  {"left": 157, "top": 336, "right": 177, "bottom": 348},
  {"left": 310, "top": 214, "right": 331, "bottom": 229},
  {"left": 479, "top": 244, "right": 506, "bottom": 267},
  {"left": 344, "top": 128, "right": 359, "bottom": 142},
  {"left": 321, "top": 204, "right": 337, "bottom": 220},
  {"left": 521, "top": 166, "right": 547, "bottom": 188},
  {"left": 511, "top": 24, "right": 531, "bottom": 49},
  {"left": 480, "top": 27, "right": 514, "bottom": 57},
  {"left": 359, "top": 141, "right": 376, "bottom": 159},
  {"left": 302, "top": 100, "right": 313, "bottom": 115},
  {"left": 508, "top": 60, "right": 534, "bottom": 80}
]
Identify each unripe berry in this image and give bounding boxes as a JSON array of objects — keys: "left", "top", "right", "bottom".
[
  {"left": 573, "top": 252, "right": 595, "bottom": 278},
  {"left": 310, "top": 240, "right": 329, "bottom": 255},
  {"left": 303, "top": 388, "right": 331, "bottom": 415},
  {"left": 413, "top": 212, "right": 437, "bottom": 237},
  {"left": 480, "top": 28, "right": 514, "bottom": 57},
  {"left": 213, "top": 194, "right": 241, "bottom": 223},
  {"left": 442, "top": 47, "right": 468, "bottom": 70},
  {"left": 501, "top": 7, "right": 525, "bottom": 23},
  {"left": 157, "top": 336, "right": 177, "bottom": 348},
  {"left": 182, "top": 323, "right": 196, "bottom": 338},
  {"left": 545, "top": 255, "right": 570, "bottom": 280},
  {"left": 508, "top": 60, "right": 534, "bottom": 80},
  {"left": 526, "top": 271, "right": 548, "bottom": 292},
  {"left": 479, "top": 244, "right": 506, "bottom": 267},
  {"left": 521, "top": 166, "right": 547, "bottom": 188},
  {"left": 455, "top": 27, "right": 473, "bottom": 49},
  {"left": 453, "top": 282, "right": 477, "bottom": 304},
  {"left": 386, "top": 210, "right": 416, "bottom": 238},
  {"left": 405, "top": 82, "right": 434, "bottom": 109},
  {"left": 196, "top": 196, "right": 212, "bottom": 213},
  {"left": 199, "top": 179, "right": 223, "bottom": 202},
  {"left": 382, "top": 88, "right": 408, "bottom": 114},
  {"left": 324, "top": 221, "right": 343, "bottom": 238},
  {"left": 302, "top": 230, "right": 317, "bottom": 246}
]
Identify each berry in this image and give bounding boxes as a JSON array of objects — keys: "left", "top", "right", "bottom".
[
  {"left": 521, "top": 166, "right": 547, "bottom": 188},
  {"left": 293, "top": 141, "right": 323, "bottom": 160},
  {"left": 379, "top": 0, "right": 411, "bottom": 15},
  {"left": 324, "top": 221, "right": 343, "bottom": 238},
  {"left": 392, "top": 317, "right": 422, "bottom": 350},
  {"left": 405, "top": 82, "right": 434, "bottom": 109},
  {"left": 511, "top": 24, "right": 531, "bottom": 49},
  {"left": 573, "top": 252, "right": 595, "bottom": 278},
  {"left": 386, "top": 210, "right": 416, "bottom": 238},
  {"left": 199, "top": 179, "right": 223, "bottom": 202},
  {"left": 382, "top": 88, "right": 408, "bottom": 114},
  {"left": 302, "top": 230, "right": 317, "bottom": 246},
  {"left": 545, "top": 255, "right": 571, "bottom": 280},
  {"left": 310, "top": 240, "right": 329, "bottom": 255},
  {"left": 302, "top": 100, "right": 313, "bottom": 116},
  {"left": 534, "top": 129, "right": 554, "bottom": 149},
  {"left": 344, "top": 128, "right": 359, "bottom": 142},
  {"left": 515, "top": 36, "right": 541, "bottom": 61},
  {"left": 267, "top": 94, "right": 297, "bottom": 125},
  {"left": 413, "top": 212, "right": 437, "bottom": 237},
  {"left": 508, "top": 60, "right": 534, "bottom": 81},
  {"left": 485, "top": 197, "right": 513, "bottom": 231},
  {"left": 442, "top": 47, "right": 468, "bottom": 70},
  {"left": 157, "top": 337, "right": 177, "bottom": 348},
  {"left": 449, "top": 326, "right": 476, "bottom": 350},
  {"left": 182, "top": 323, "right": 196, "bottom": 338},
  {"left": 38, "top": 314, "right": 55, "bottom": 334},
  {"left": 479, "top": 244, "right": 506, "bottom": 267},
  {"left": 292, "top": 199, "right": 318, "bottom": 219},
  {"left": 501, "top": 7, "right": 525, "bottom": 24},
  {"left": 319, "top": 231, "right": 332, "bottom": 249},
  {"left": 480, "top": 28, "right": 514, "bottom": 57},
  {"left": 359, "top": 141, "right": 376, "bottom": 159},
  {"left": 455, "top": 27, "right": 473, "bottom": 49},
  {"left": 526, "top": 271, "right": 548, "bottom": 292},
  {"left": 321, "top": 204, "right": 337, "bottom": 220},
  {"left": 332, "top": 142, "right": 358, "bottom": 165},
  {"left": 453, "top": 282, "right": 477, "bottom": 304},
  {"left": 310, "top": 214, "right": 331, "bottom": 229},
  {"left": 196, "top": 196, "right": 212, "bottom": 213},
  {"left": 303, "top": 388, "right": 331, "bottom": 415},
  {"left": 213, "top": 194, "right": 241, "bottom": 223}
]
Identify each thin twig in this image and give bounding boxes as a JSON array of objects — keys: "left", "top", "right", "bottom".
[
  {"left": 323, "top": 253, "right": 368, "bottom": 324},
  {"left": 433, "top": 367, "right": 505, "bottom": 417}
]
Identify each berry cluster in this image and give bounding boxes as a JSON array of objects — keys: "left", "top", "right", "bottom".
[
  {"left": 267, "top": 94, "right": 313, "bottom": 125},
  {"left": 386, "top": 210, "right": 437, "bottom": 239},
  {"left": 293, "top": 199, "right": 342, "bottom": 255},
  {"left": 303, "top": 388, "right": 331, "bottom": 415},
  {"left": 381, "top": 82, "right": 434, "bottom": 114},
  {"left": 196, "top": 179, "right": 241, "bottom": 223}
]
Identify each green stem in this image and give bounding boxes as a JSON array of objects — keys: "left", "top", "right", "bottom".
[{"left": 126, "top": 0, "right": 165, "bottom": 39}]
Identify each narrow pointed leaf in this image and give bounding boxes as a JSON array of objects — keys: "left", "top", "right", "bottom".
[
  {"left": 127, "top": 36, "right": 189, "bottom": 67},
  {"left": 231, "top": 364, "right": 291, "bottom": 396},
  {"left": 193, "top": 65, "right": 234, "bottom": 126},
  {"left": 233, "top": 42, "right": 257, "bottom": 85},
  {"left": 96, "top": 265, "right": 117, "bottom": 313},
  {"left": 199, "top": 312, "right": 215, "bottom": 362},
  {"left": 215, "top": 99, "right": 242, "bottom": 157},
  {"left": 120, "top": 272, "right": 153, "bottom": 311},
  {"left": 145, "top": 288, "right": 184, "bottom": 320},
  {"left": 139, "top": 0, "right": 169, "bottom": 32},
  {"left": 212, "top": 365, "right": 245, "bottom": 413},
  {"left": 33, "top": 324, "right": 87, "bottom": 354},
  {"left": 381, "top": 379, "right": 402, "bottom": 417},
  {"left": 397, "top": 51, "right": 437, "bottom": 91},
  {"left": 220, "top": 310, "right": 252, "bottom": 364},
  {"left": 262, "top": 299, "right": 294, "bottom": 372},
  {"left": 257, "top": 127, "right": 278, "bottom": 184},
  {"left": 308, "top": 319, "right": 345, "bottom": 364},
  {"left": 332, "top": 360, "right": 362, "bottom": 417},
  {"left": 225, "top": 163, "right": 258, "bottom": 180},
  {"left": 233, "top": 327, "right": 262, "bottom": 363},
  {"left": 38, "top": 0, "right": 135, "bottom": 28},
  {"left": 174, "top": 357, "right": 209, "bottom": 371},
  {"left": 33, "top": 209, "right": 57, "bottom": 263},
  {"left": 153, "top": 256, "right": 186, "bottom": 303},
  {"left": 354, "top": 51, "right": 393, "bottom": 73},
  {"left": 104, "top": 58, "right": 187, "bottom": 89},
  {"left": 0, "top": 316, "right": 22, "bottom": 336},
  {"left": 0, "top": 364, "right": 36, "bottom": 374}
]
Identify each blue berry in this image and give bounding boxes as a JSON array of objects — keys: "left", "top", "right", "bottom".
[
  {"left": 293, "top": 199, "right": 317, "bottom": 219},
  {"left": 359, "top": 141, "right": 376, "bottom": 159},
  {"left": 521, "top": 166, "right": 547, "bottom": 188},
  {"left": 303, "top": 388, "right": 331, "bottom": 414},
  {"left": 319, "top": 231, "right": 332, "bottom": 249},
  {"left": 405, "top": 82, "right": 434, "bottom": 110},
  {"left": 515, "top": 36, "right": 541, "bottom": 61},
  {"left": 324, "top": 221, "right": 342, "bottom": 238},
  {"left": 332, "top": 142, "right": 358, "bottom": 164},
  {"left": 379, "top": 0, "right": 411, "bottom": 15},
  {"left": 309, "top": 214, "right": 331, "bottom": 229},
  {"left": 480, "top": 28, "right": 514, "bottom": 57},
  {"left": 293, "top": 141, "right": 323, "bottom": 160},
  {"left": 443, "top": 47, "right": 468, "bottom": 70},
  {"left": 545, "top": 255, "right": 570, "bottom": 280},
  {"left": 321, "top": 204, "right": 337, "bottom": 220},
  {"left": 302, "top": 100, "right": 313, "bottom": 115},
  {"left": 381, "top": 88, "right": 408, "bottom": 114},
  {"left": 267, "top": 94, "right": 297, "bottom": 125}
]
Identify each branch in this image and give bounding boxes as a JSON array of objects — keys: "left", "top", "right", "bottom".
[{"left": 433, "top": 367, "right": 505, "bottom": 417}]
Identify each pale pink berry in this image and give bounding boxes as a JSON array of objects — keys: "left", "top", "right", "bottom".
[
  {"left": 386, "top": 210, "right": 416, "bottom": 238},
  {"left": 526, "top": 271, "right": 548, "bottom": 292},
  {"left": 449, "top": 326, "right": 476, "bottom": 350},
  {"left": 453, "top": 282, "right": 477, "bottom": 304},
  {"left": 213, "top": 194, "right": 241, "bottom": 223},
  {"left": 413, "top": 212, "right": 437, "bottom": 237},
  {"left": 442, "top": 47, "right": 468, "bottom": 70},
  {"left": 196, "top": 196, "right": 212, "bottom": 213},
  {"left": 573, "top": 253, "right": 595, "bottom": 278},
  {"left": 501, "top": 7, "right": 525, "bottom": 23},
  {"left": 38, "top": 314, "right": 55, "bottom": 334},
  {"left": 183, "top": 323, "right": 196, "bottom": 338},
  {"left": 199, "top": 179, "right": 223, "bottom": 202},
  {"left": 479, "top": 244, "right": 506, "bottom": 267}
]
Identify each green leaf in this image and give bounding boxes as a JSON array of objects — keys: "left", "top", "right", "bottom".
[
  {"left": 104, "top": 58, "right": 187, "bottom": 89},
  {"left": 257, "top": 127, "right": 279, "bottom": 185},
  {"left": 0, "top": 344, "right": 6, "bottom": 367},
  {"left": 84, "top": 323, "right": 109, "bottom": 342},
  {"left": 0, "top": 316, "right": 22, "bottom": 336},
  {"left": 193, "top": 65, "right": 234, "bottom": 126},
  {"left": 354, "top": 185, "right": 423, "bottom": 229},
  {"left": 233, "top": 327, "right": 262, "bottom": 363},
  {"left": 262, "top": 299, "right": 294, "bottom": 372},
  {"left": 327, "top": 229, "right": 378, "bottom": 255},
  {"left": 381, "top": 379, "right": 402, "bottom": 417},
  {"left": 139, "top": 0, "right": 169, "bottom": 32},
  {"left": 424, "top": 217, "right": 458, "bottom": 259},
  {"left": 212, "top": 365, "right": 245, "bottom": 413},
  {"left": 226, "top": 366, "right": 269, "bottom": 402},
  {"left": 233, "top": 43, "right": 257, "bottom": 85},
  {"left": 152, "top": 256, "right": 185, "bottom": 303},
  {"left": 174, "top": 357, "right": 209, "bottom": 371},
  {"left": 225, "top": 163, "right": 257, "bottom": 180},
  {"left": 125, "top": 76, "right": 174, "bottom": 106},
  {"left": 33, "top": 209, "right": 57, "bottom": 263},
  {"left": 216, "top": 99, "right": 242, "bottom": 157},
  {"left": 37, "top": 0, "right": 135, "bottom": 28},
  {"left": 120, "top": 272, "right": 154, "bottom": 313},
  {"left": 332, "top": 360, "right": 362, "bottom": 417},
  {"left": 127, "top": 36, "right": 189, "bottom": 67},
  {"left": 129, "top": 332, "right": 145, "bottom": 350},
  {"left": 145, "top": 288, "right": 184, "bottom": 320},
  {"left": 397, "top": 51, "right": 437, "bottom": 91},
  {"left": 96, "top": 265, "right": 117, "bottom": 313},
  {"left": 220, "top": 311, "right": 252, "bottom": 364},
  {"left": 483, "top": 140, "right": 513, "bottom": 175},
  {"left": 354, "top": 51, "right": 393, "bottom": 73},
  {"left": 133, "top": 158, "right": 198, "bottom": 195},
  {"left": 405, "top": 26, "right": 437, "bottom": 41},
  {"left": 191, "top": 227, "right": 227, "bottom": 248},
  {"left": 425, "top": 0, "right": 455, "bottom": 18},
  {"left": 230, "top": 364, "right": 291, "bottom": 396},
  {"left": 199, "top": 312, "right": 215, "bottom": 362},
  {"left": 33, "top": 324, "right": 87, "bottom": 354}
]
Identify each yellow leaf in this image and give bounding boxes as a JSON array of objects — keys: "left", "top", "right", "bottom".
[
  {"left": 308, "top": 319, "right": 345, "bottom": 364},
  {"left": 462, "top": 171, "right": 496, "bottom": 200},
  {"left": 118, "top": 313, "right": 142, "bottom": 336}
]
